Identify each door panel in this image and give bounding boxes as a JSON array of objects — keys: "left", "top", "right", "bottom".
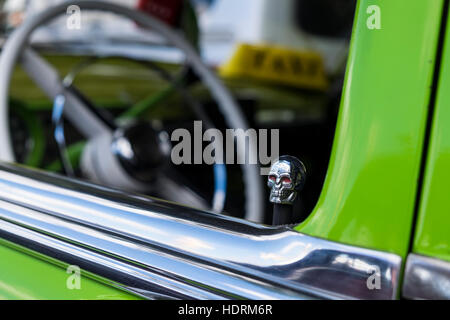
[
  {"left": 296, "top": 0, "right": 445, "bottom": 259},
  {"left": 0, "top": 239, "right": 139, "bottom": 300}
]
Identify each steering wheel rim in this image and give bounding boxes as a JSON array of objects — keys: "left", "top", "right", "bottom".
[{"left": 0, "top": 0, "right": 265, "bottom": 222}]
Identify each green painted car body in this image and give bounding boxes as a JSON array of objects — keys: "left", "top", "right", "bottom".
[{"left": 1, "top": 0, "right": 450, "bottom": 299}]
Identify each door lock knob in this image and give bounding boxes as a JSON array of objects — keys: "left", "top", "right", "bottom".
[{"left": 267, "top": 155, "right": 306, "bottom": 225}]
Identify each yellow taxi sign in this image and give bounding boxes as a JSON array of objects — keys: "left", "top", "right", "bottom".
[{"left": 220, "top": 43, "right": 328, "bottom": 91}]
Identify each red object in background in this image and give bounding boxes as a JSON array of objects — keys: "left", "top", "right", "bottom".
[{"left": 137, "top": 0, "right": 184, "bottom": 26}]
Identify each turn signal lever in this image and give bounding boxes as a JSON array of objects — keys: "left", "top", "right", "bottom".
[{"left": 267, "top": 155, "right": 306, "bottom": 225}]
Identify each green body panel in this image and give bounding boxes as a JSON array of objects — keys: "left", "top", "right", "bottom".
[
  {"left": 1, "top": 0, "right": 448, "bottom": 299},
  {"left": 0, "top": 239, "right": 140, "bottom": 300},
  {"left": 296, "top": 0, "right": 444, "bottom": 258},
  {"left": 413, "top": 12, "right": 450, "bottom": 263}
]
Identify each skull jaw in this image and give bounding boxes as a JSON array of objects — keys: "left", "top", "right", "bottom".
[{"left": 269, "top": 190, "right": 297, "bottom": 205}]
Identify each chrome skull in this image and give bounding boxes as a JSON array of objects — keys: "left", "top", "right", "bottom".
[{"left": 267, "top": 156, "right": 306, "bottom": 205}]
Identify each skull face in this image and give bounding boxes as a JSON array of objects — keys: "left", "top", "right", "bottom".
[{"left": 267, "top": 156, "right": 306, "bottom": 205}]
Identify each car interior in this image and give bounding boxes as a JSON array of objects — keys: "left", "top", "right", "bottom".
[{"left": 0, "top": 0, "right": 357, "bottom": 225}]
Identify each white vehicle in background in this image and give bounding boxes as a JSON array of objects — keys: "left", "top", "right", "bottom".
[
  {"left": 1, "top": 0, "right": 353, "bottom": 80},
  {"left": 199, "top": 0, "right": 354, "bottom": 76}
]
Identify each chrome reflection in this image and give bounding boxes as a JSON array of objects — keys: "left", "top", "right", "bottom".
[
  {"left": 403, "top": 254, "right": 450, "bottom": 300},
  {"left": 0, "top": 163, "right": 401, "bottom": 299}
]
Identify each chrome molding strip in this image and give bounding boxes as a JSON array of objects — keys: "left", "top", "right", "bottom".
[
  {"left": 403, "top": 253, "right": 450, "bottom": 300},
  {"left": 0, "top": 163, "right": 401, "bottom": 299},
  {"left": 0, "top": 219, "right": 228, "bottom": 300}
]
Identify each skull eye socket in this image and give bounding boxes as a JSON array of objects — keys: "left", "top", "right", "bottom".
[
  {"left": 268, "top": 175, "right": 276, "bottom": 182},
  {"left": 281, "top": 177, "right": 291, "bottom": 184}
]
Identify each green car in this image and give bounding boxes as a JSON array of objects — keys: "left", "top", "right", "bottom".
[{"left": 0, "top": 0, "right": 449, "bottom": 300}]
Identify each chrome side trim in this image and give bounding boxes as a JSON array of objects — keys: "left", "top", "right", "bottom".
[
  {"left": 403, "top": 253, "right": 450, "bottom": 300},
  {"left": 0, "top": 163, "right": 401, "bottom": 299}
]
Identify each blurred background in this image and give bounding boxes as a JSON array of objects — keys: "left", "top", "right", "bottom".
[{"left": 0, "top": 0, "right": 356, "bottom": 223}]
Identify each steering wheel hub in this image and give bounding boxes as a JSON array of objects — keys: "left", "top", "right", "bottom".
[{"left": 112, "top": 122, "right": 171, "bottom": 183}]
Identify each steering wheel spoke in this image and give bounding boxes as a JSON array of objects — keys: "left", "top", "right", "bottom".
[{"left": 20, "top": 48, "right": 112, "bottom": 139}]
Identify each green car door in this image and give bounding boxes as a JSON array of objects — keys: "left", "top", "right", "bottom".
[
  {"left": 0, "top": 0, "right": 449, "bottom": 299},
  {"left": 296, "top": 0, "right": 445, "bottom": 261}
]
